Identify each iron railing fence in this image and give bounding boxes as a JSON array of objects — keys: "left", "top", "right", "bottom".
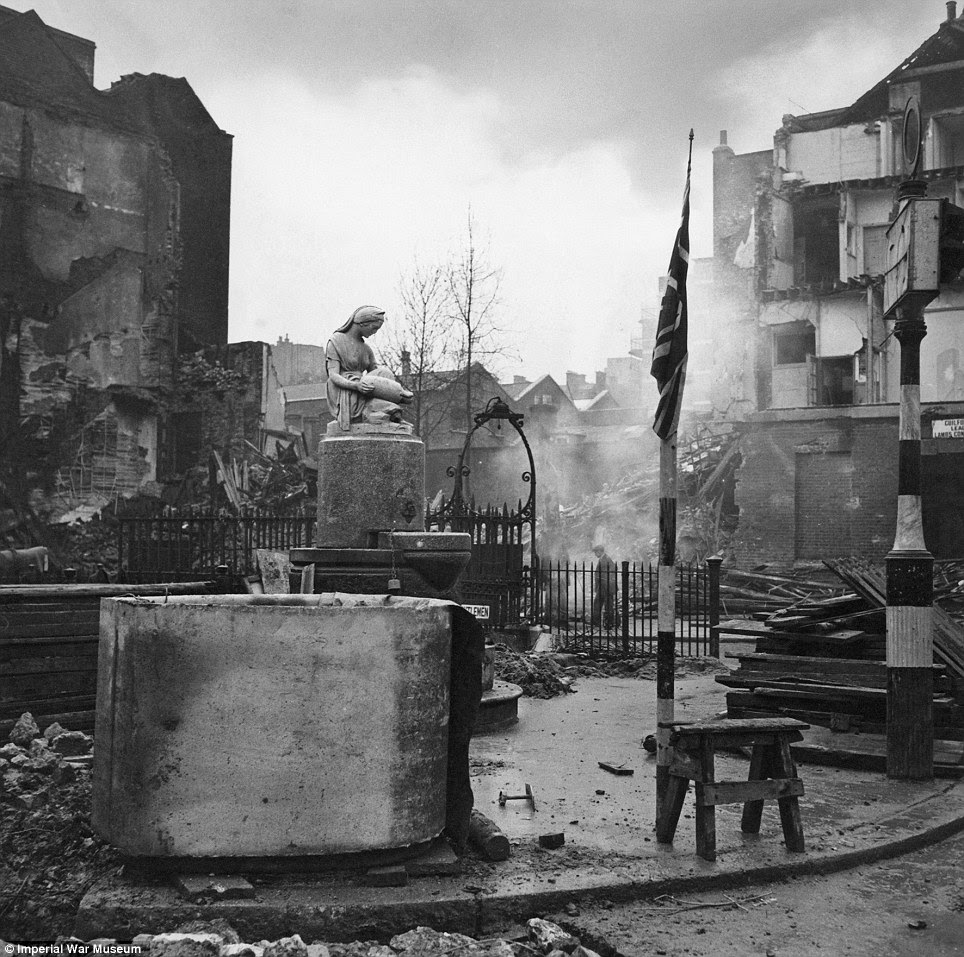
[
  {"left": 534, "top": 557, "right": 721, "bottom": 658},
  {"left": 117, "top": 510, "right": 315, "bottom": 582},
  {"left": 115, "top": 510, "right": 723, "bottom": 659},
  {"left": 426, "top": 500, "right": 530, "bottom": 630}
]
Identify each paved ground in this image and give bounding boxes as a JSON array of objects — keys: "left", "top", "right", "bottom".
[
  {"left": 78, "top": 671, "right": 964, "bottom": 942},
  {"left": 547, "top": 827, "right": 964, "bottom": 956}
]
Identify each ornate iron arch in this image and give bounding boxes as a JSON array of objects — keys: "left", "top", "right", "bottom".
[{"left": 445, "top": 397, "right": 535, "bottom": 529}]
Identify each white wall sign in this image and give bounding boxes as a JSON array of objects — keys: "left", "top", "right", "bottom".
[{"left": 932, "top": 418, "right": 964, "bottom": 438}]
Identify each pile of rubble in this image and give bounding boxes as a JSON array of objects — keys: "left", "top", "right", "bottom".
[
  {"left": 493, "top": 648, "right": 578, "bottom": 698},
  {"left": 0, "top": 712, "right": 117, "bottom": 940},
  {"left": 1, "top": 712, "right": 93, "bottom": 809},
  {"left": 16, "top": 918, "right": 604, "bottom": 957},
  {"left": 493, "top": 649, "right": 726, "bottom": 699}
]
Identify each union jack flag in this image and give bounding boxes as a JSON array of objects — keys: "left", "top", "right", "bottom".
[{"left": 651, "top": 136, "right": 692, "bottom": 440}]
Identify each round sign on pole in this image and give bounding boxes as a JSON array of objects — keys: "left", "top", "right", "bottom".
[{"left": 902, "top": 96, "right": 923, "bottom": 178}]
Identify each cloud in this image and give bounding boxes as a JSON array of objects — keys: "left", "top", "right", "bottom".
[
  {"left": 714, "top": 9, "right": 937, "bottom": 149},
  {"left": 210, "top": 66, "right": 675, "bottom": 378},
  {"left": 5, "top": 0, "right": 948, "bottom": 383}
]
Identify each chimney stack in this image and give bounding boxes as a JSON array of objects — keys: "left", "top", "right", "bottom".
[
  {"left": 720, "top": 130, "right": 728, "bottom": 146},
  {"left": 947, "top": 1, "right": 957, "bottom": 21},
  {"left": 400, "top": 348, "right": 411, "bottom": 378}
]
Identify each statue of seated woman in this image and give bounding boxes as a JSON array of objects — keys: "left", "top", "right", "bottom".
[{"left": 325, "top": 305, "right": 414, "bottom": 431}]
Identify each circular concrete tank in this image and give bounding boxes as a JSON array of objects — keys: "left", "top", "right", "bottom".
[{"left": 92, "top": 593, "right": 451, "bottom": 858}]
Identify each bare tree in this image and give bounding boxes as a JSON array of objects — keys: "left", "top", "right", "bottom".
[
  {"left": 447, "top": 208, "right": 506, "bottom": 432},
  {"left": 380, "top": 257, "right": 457, "bottom": 442}
]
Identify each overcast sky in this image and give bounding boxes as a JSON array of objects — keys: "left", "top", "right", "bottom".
[{"left": 7, "top": 0, "right": 942, "bottom": 381}]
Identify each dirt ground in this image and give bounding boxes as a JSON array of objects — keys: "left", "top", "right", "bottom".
[
  {"left": 0, "top": 767, "right": 120, "bottom": 940},
  {"left": 547, "top": 829, "right": 964, "bottom": 957}
]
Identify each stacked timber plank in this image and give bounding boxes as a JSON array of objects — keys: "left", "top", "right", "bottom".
[
  {"left": 718, "top": 559, "right": 964, "bottom": 773},
  {"left": 717, "top": 567, "right": 850, "bottom": 618},
  {"left": 0, "top": 582, "right": 215, "bottom": 735},
  {"left": 824, "top": 557, "right": 964, "bottom": 677}
]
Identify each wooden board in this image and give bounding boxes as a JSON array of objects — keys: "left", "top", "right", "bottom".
[
  {"left": 728, "top": 703, "right": 964, "bottom": 736},
  {"left": 0, "top": 693, "right": 96, "bottom": 719},
  {"left": 790, "top": 725, "right": 964, "bottom": 777},
  {"left": 825, "top": 558, "right": 964, "bottom": 678},
  {"left": 718, "top": 619, "right": 867, "bottom": 644},
  {"left": 5, "top": 654, "right": 98, "bottom": 675}
]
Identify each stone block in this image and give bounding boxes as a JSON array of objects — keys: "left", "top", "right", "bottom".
[
  {"left": 526, "top": 919, "right": 579, "bottom": 954},
  {"left": 405, "top": 839, "right": 462, "bottom": 876},
  {"left": 50, "top": 730, "right": 93, "bottom": 756},
  {"left": 149, "top": 933, "right": 222, "bottom": 957},
  {"left": 263, "top": 937, "right": 308, "bottom": 957},
  {"left": 364, "top": 864, "right": 408, "bottom": 887},
  {"left": 173, "top": 874, "right": 255, "bottom": 902},
  {"left": 9, "top": 713, "right": 39, "bottom": 748}
]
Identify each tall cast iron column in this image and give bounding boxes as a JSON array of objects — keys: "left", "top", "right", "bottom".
[{"left": 887, "top": 297, "right": 933, "bottom": 779}]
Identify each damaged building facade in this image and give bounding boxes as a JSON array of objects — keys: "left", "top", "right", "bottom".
[
  {"left": 0, "top": 7, "right": 232, "bottom": 524},
  {"left": 715, "top": 5, "right": 964, "bottom": 565}
]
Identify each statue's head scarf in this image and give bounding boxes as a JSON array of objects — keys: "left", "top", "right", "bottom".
[{"left": 335, "top": 305, "right": 385, "bottom": 333}]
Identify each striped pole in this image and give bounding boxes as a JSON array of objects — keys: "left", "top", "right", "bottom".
[
  {"left": 886, "top": 303, "right": 933, "bottom": 779},
  {"left": 650, "top": 131, "right": 692, "bottom": 827},
  {"left": 656, "top": 436, "right": 678, "bottom": 821}
]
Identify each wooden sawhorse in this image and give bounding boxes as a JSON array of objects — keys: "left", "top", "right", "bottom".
[{"left": 655, "top": 717, "right": 809, "bottom": 862}]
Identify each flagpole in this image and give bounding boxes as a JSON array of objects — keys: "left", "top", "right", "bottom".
[
  {"left": 655, "top": 129, "right": 693, "bottom": 827},
  {"left": 655, "top": 432, "right": 678, "bottom": 823}
]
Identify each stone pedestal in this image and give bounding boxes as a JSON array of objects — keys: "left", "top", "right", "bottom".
[{"left": 317, "top": 423, "right": 424, "bottom": 548}]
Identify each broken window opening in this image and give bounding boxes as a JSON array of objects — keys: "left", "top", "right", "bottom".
[
  {"left": 793, "top": 198, "right": 839, "bottom": 285},
  {"left": 773, "top": 322, "right": 815, "bottom": 366},
  {"left": 810, "top": 356, "right": 855, "bottom": 407}
]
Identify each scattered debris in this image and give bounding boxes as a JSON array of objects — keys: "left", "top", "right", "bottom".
[
  {"left": 468, "top": 809, "right": 511, "bottom": 861},
  {"left": 526, "top": 918, "right": 580, "bottom": 954},
  {"left": 174, "top": 874, "right": 256, "bottom": 903},
  {"left": 493, "top": 648, "right": 577, "bottom": 698},
  {"left": 546, "top": 424, "right": 741, "bottom": 563},
  {"left": 498, "top": 783, "right": 536, "bottom": 811},
  {"left": 718, "top": 560, "right": 964, "bottom": 760},
  {"left": 0, "top": 716, "right": 115, "bottom": 940},
  {"left": 597, "top": 762, "right": 633, "bottom": 776},
  {"left": 492, "top": 647, "right": 725, "bottom": 700},
  {"left": 8, "top": 713, "right": 40, "bottom": 748},
  {"left": 647, "top": 892, "right": 778, "bottom": 915}
]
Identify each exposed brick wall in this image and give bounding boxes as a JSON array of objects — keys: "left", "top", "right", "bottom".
[
  {"left": 794, "top": 452, "right": 854, "bottom": 558},
  {"left": 731, "top": 410, "right": 899, "bottom": 567}
]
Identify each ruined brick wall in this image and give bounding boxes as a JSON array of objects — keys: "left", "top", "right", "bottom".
[
  {"left": 107, "top": 74, "right": 232, "bottom": 352},
  {"left": 0, "top": 10, "right": 230, "bottom": 524},
  {"left": 0, "top": 98, "right": 179, "bottom": 520},
  {"left": 712, "top": 138, "right": 771, "bottom": 280},
  {"left": 730, "top": 408, "right": 899, "bottom": 567}
]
